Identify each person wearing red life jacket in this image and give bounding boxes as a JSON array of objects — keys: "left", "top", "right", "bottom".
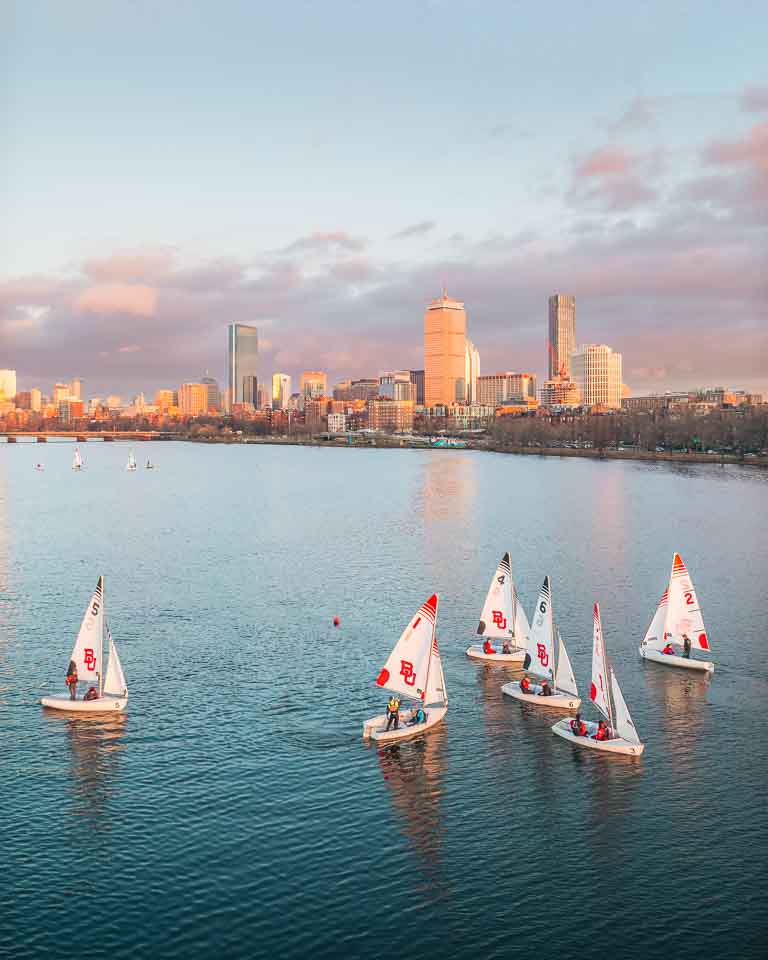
[
  {"left": 66, "top": 659, "right": 78, "bottom": 701},
  {"left": 592, "top": 720, "right": 610, "bottom": 741},
  {"left": 519, "top": 675, "right": 532, "bottom": 694},
  {"left": 570, "top": 713, "right": 588, "bottom": 737},
  {"left": 483, "top": 639, "right": 495, "bottom": 655},
  {"left": 662, "top": 641, "right": 675, "bottom": 655}
]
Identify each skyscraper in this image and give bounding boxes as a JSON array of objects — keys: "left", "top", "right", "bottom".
[
  {"left": 0, "top": 369, "right": 16, "bottom": 401},
  {"left": 69, "top": 377, "right": 83, "bottom": 401},
  {"left": 272, "top": 373, "right": 292, "bottom": 409},
  {"left": 300, "top": 371, "right": 327, "bottom": 399},
  {"left": 548, "top": 294, "right": 576, "bottom": 378},
  {"left": 201, "top": 372, "right": 220, "bottom": 412},
  {"left": 571, "top": 344, "right": 623, "bottom": 409},
  {"left": 179, "top": 382, "right": 208, "bottom": 416},
  {"left": 227, "top": 323, "right": 258, "bottom": 410},
  {"left": 465, "top": 340, "right": 480, "bottom": 403},
  {"left": 424, "top": 292, "right": 467, "bottom": 407},
  {"left": 409, "top": 370, "right": 425, "bottom": 406}
]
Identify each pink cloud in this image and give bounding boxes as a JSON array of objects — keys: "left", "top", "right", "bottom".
[
  {"left": 703, "top": 122, "right": 768, "bottom": 169},
  {"left": 117, "top": 344, "right": 142, "bottom": 353},
  {"left": 742, "top": 86, "right": 768, "bottom": 112},
  {"left": 575, "top": 147, "right": 633, "bottom": 178},
  {"left": 76, "top": 284, "right": 157, "bottom": 317},
  {"left": 82, "top": 249, "right": 175, "bottom": 283}
]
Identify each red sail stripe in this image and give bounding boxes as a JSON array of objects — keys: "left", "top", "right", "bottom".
[{"left": 420, "top": 594, "right": 438, "bottom": 622}]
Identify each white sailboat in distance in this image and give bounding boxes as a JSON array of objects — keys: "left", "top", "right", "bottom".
[
  {"left": 72, "top": 447, "right": 83, "bottom": 471},
  {"left": 639, "top": 553, "right": 714, "bottom": 673},
  {"left": 552, "top": 603, "right": 644, "bottom": 756},
  {"left": 363, "top": 593, "right": 448, "bottom": 743},
  {"left": 466, "top": 552, "right": 529, "bottom": 663},
  {"left": 126, "top": 449, "right": 137, "bottom": 471},
  {"left": 502, "top": 576, "right": 580, "bottom": 709},
  {"left": 40, "top": 575, "right": 128, "bottom": 714}
]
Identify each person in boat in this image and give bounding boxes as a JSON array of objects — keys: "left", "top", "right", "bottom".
[
  {"left": 662, "top": 640, "right": 676, "bottom": 655},
  {"left": 385, "top": 696, "right": 401, "bottom": 731},
  {"left": 83, "top": 686, "right": 99, "bottom": 702},
  {"left": 592, "top": 719, "right": 610, "bottom": 741},
  {"left": 539, "top": 679, "right": 553, "bottom": 697},
  {"left": 501, "top": 640, "right": 512, "bottom": 654},
  {"left": 483, "top": 639, "right": 495, "bottom": 655},
  {"left": 519, "top": 675, "right": 532, "bottom": 694},
  {"left": 682, "top": 634, "right": 692, "bottom": 659},
  {"left": 570, "top": 713, "right": 588, "bottom": 737},
  {"left": 407, "top": 706, "right": 426, "bottom": 726},
  {"left": 66, "top": 660, "right": 78, "bottom": 701}
]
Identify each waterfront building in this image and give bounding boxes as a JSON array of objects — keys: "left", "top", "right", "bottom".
[
  {"left": 350, "top": 378, "right": 379, "bottom": 401},
  {"left": 15, "top": 391, "right": 32, "bottom": 410},
  {"left": 571, "top": 344, "right": 623, "bottom": 409},
  {"left": 368, "top": 398, "right": 414, "bottom": 432},
  {"left": 379, "top": 371, "right": 417, "bottom": 403},
  {"left": 300, "top": 371, "right": 327, "bottom": 399},
  {"left": 424, "top": 292, "right": 467, "bottom": 407},
  {"left": 465, "top": 341, "right": 480, "bottom": 403},
  {"left": 409, "top": 370, "right": 425, "bottom": 406},
  {"left": 227, "top": 323, "right": 259, "bottom": 411},
  {"left": 154, "top": 389, "right": 176, "bottom": 413},
  {"left": 69, "top": 378, "right": 83, "bottom": 401},
  {"left": 332, "top": 379, "right": 353, "bottom": 401},
  {"left": 548, "top": 294, "right": 576, "bottom": 378},
  {"left": 53, "top": 382, "right": 69, "bottom": 404},
  {"left": 58, "top": 399, "right": 84, "bottom": 423},
  {"left": 30, "top": 388, "right": 42, "bottom": 412},
  {"left": 0, "top": 369, "right": 17, "bottom": 401},
  {"left": 201, "top": 373, "right": 220, "bottom": 412},
  {"left": 477, "top": 372, "right": 537, "bottom": 407},
  {"left": 539, "top": 376, "right": 581, "bottom": 408},
  {"left": 179, "top": 382, "right": 209, "bottom": 416},
  {"left": 272, "top": 373, "right": 292, "bottom": 409},
  {"left": 448, "top": 403, "right": 494, "bottom": 430},
  {"left": 286, "top": 393, "right": 303, "bottom": 412},
  {"left": 327, "top": 412, "right": 347, "bottom": 433}
]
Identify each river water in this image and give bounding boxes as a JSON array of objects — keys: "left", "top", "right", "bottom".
[{"left": 1, "top": 441, "right": 766, "bottom": 958}]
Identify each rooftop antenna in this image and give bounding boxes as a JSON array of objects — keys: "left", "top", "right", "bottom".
[{"left": 442, "top": 280, "right": 448, "bottom": 299}]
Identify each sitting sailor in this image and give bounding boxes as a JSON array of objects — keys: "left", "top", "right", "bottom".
[
  {"left": 83, "top": 686, "right": 99, "bottom": 702},
  {"left": 570, "top": 713, "right": 588, "bottom": 737},
  {"left": 592, "top": 719, "right": 610, "bottom": 741},
  {"left": 501, "top": 640, "right": 512, "bottom": 654},
  {"left": 385, "top": 695, "right": 401, "bottom": 731},
  {"left": 662, "top": 640, "right": 676, "bottom": 655},
  {"left": 407, "top": 706, "right": 426, "bottom": 726},
  {"left": 483, "top": 638, "right": 495, "bottom": 655},
  {"left": 519, "top": 675, "right": 532, "bottom": 694},
  {"left": 539, "top": 680, "right": 553, "bottom": 697}
]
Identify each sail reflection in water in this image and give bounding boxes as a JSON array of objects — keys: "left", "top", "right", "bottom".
[
  {"left": 642, "top": 667, "right": 710, "bottom": 779},
  {"left": 53, "top": 713, "right": 128, "bottom": 825},
  {"left": 376, "top": 726, "right": 448, "bottom": 883}
]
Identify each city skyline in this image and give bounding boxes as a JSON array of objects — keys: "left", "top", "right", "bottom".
[{"left": 2, "top": 3, "right": 766, "bottom": 396}]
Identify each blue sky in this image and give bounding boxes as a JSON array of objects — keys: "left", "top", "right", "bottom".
[{"left": 2, "top": 0, "right": 767, "bottom": 395}]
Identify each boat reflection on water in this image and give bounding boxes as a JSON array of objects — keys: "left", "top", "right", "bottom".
[
  {"left": 46, "top": 712, "right": 128, "bottom": 825},
  {"left": 376, "top": 724, "right": 448, "bottom": 885},
  {"left": 642, "top": 665, "right": 710, "bottom": 777}
]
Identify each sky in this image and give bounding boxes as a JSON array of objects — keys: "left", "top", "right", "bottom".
[{"left": 2, "top": 0, "right": 767, "bottom": 398}]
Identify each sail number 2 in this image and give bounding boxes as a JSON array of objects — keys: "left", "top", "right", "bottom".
[{"left": 684, "top": 592, "right": 694, "bottom": 605}]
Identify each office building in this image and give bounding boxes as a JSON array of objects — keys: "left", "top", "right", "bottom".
[
  {"left": 424, "top": 292, "right": 467, "bottom": 407},
  {"left": 201, "top": 373, "right": 220, "bottom": 412},
  {"left": 0, "top": 369, "right": 17, "bottom": 401},
  {"left": 571, "top": 344, "right": 623, "bottom": 409},
  {"left": 327, "top": 412, "right": 347, "bottom": 433},
  {"left": 30, "top": 388, "right": 42, "bottom": 412},
  {"left": 300, "top": 371, "right": 327, "bottom": 399},
  {"left": 548, "top": 294, "right": 576, "bottom": 378},
  {"left": 53, "top": 383, "right": 70, "bottom": 403},
  {"left": 379, "top": 371, "right": 416, "bottom": 403},
  {"left": 368, "top": 399, "right": 414, "bottom": 432},
  {"left": 179, "top": 382, "right": 209, "bottom": 416},
  {"left": 477, "top": 372, "right": 537, "bottom": 407},
  {"left": 409, "top": 370, "right": 425, "bottom": 406},
  {"left": 155, "top": 389, "right": 176, "bottom": 413},
  {"left": 465, "top": 341, "right": 480, "bottom": 403},
  {"left": 539, "top": 377, "right": 581, "bottom": 408},
  {"left": 272, "top": 373, "right": 291, "bottom": 410},
  {"left": 227, "top": 323, "right": 259, "bottom": 411},
  {"left": 69, "top": 378, "right": 83, "bottom": 401}
]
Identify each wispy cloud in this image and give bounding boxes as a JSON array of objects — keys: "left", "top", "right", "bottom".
[
  {"left": 392, "top": 220, "right": 436, "bottom": 240},
  {"left": 278, "top": 231, "right": 366, "bottom": 255},
  {"left": 741, "top": 85, "right": 768, "bottom": 112},
  {"left": 605, "top": 98, "right": 655, "bottom": 133}
]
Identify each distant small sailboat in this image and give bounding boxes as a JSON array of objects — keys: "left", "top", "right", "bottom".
[
  {"left": 72, "top": 447, "right": 83, "bottom": 471},
  {"left": 40, "top": 575, "right": 128, "bottom": 713},
  {"left": 363, "top": 593, "right": 448, "bottom": 742},
  {"left": 34, "top": 463, "right": 45, "bottom": 472},
  {"left": 501, "top": 576, "right": 580, "bottom": 709},
  {"left": 145, "top": 458, "right": 157, "bottom": 470},
  {"left": 466, "top": 552, "right": 529, "bottom": 662},
  {"left": 552, "top": 603, "right": 644, "bottom": 756},
  {"left": 126, "top": 450, "right": 137, "bottom": 471},
  {"left": 639, "top": 553, "right": 714, "bottom": 673}
]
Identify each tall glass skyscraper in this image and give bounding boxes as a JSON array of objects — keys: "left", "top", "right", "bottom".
[
  {"left": 227, "top": 323, "right": 258, "bottom": 409},
  {"left": 548, "top": 294, "right": 576, "bottom": 378}
]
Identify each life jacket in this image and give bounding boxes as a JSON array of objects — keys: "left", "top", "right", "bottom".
[
  {"left": 520, "top": 677, "right": 530, "bottom": 692},
  {"left": 594, "top": 725, "right": 609, "bottom": 741},
  {"left": 663, "top": 644, "right": 674, "bottom": 655},
  {"left": 483, "top": 640, "right": 494, "bottom": 654},
  {"left": 571, "top": 720, "right": 587, "bottom": 736},
  {"left": 387, "top": 698, "right": 400, "bottom": 713},
  {"left": 66, "top": 673, "right": 77, "bottom": 685}
]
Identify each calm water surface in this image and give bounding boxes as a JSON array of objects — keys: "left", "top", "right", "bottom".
[{"left": 2, "top": 442, "right": 767, "bottom": 959}]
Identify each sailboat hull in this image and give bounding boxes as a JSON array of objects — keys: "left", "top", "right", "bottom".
[
  {"left": 551, "top": 718, "right": 644, "bottom": 756},
  {"left": 363, "top": 705, "right": 447, "bottom": 743},
  {"left": 501, "top": 681, "right": 580, "bottom": 710},
  {"left": 40, "top": 694, "right": 128, "bottom": 713},
  {"left": 465, "top": 644, "right": 525, "bottom": 664},
  {"left": 639, "top": 647, "right": 714, "bottom": 673}
]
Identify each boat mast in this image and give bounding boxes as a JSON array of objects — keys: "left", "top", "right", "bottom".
[
  {"left": 422, "top": 616, "right": 438, "bottom": 707},
  {"left": 510, "top": 557, "right": 517, "bottom": 641},
  {"left": 98, "top": 577, "right": 105, "bottom": 697}
]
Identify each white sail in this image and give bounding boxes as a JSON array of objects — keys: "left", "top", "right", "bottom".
[
  {"left": 641, "top": 589, "right": 669, "bottom": 651},
  {"left": 68, "top": 576, "right": 104, "bottom": 685},
  {"left": 590, "top": 602, "right": 612, "bottom": 723},
  {"left": 610, "top": 668, "right": 640, "bottom": 744},
  {"left": 512, "top": 581, "right": 531, "bottom": 643},
  {"left": 376, "top": 594, "right": 439, "bottom": 701},
  {"left": 127, "top": 450, "right": 137, "bottom": 470},
  {"left": 554, "top": 629, "right": 578, "bottom": 696},
  {"left": 477, "top": 553, "right": 514, "bottom": 640},
  {"left": 103, "top": 629, "right": 127, "bottom": 697},
  {"left": 666, "top": 553, "right": 710, "bottom": 652},
  {"left": 423, "top": 635, "right": 447, "bottom": 706},
  {"left": 525, "top": 576, "right": 555, "bottom": 681},
  {"left": 72, "top": 447, "right": 82, "bottom": 470}
]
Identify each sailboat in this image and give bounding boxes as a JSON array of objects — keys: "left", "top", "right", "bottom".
[
  {"left": 40, "top": 575, "right": 128, "bottom": 713},
  {"left": 126, "top": 450, "right": 137, "bottom": 471},
  {"left": 501, "top": 576, "right": 580, "bottom": 709},
  {"left": 363, "top": 593, "right": 448, "bottom": 743},
  {"left": 72, "top": 447, "right": 83, "bottom": 471},
  {"left": 552, "top": 603, "right": 644, "bottom": 756},
  {"left": 34, "top": 463, "right": 45, "bottom": 471},
  {"left": 639, "top": 553, "right": 714, "bottom": 673},
  {"left": 145, "top": 458, "right": 157, "bottom": 470},
  {"left": 466, "top": 552, "right": 530, "bottom": 663}
]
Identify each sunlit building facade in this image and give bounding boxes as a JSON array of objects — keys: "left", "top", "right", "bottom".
[
  {"left": 179, "top": 383, "right": 209, "bottom": 416},
  {"left": 548, "top": 294, "right": 576, "bottom": 378},
  {"left": 227, "top": 323, "right": 259, "bottom": 411},
  {"left": 571, "top": 344, "right": 623, "bottom": 409},
  {"left": 272, "top": 373, "right": 292, "bottom": 409},
  {"left": 465, "top": 340, "right": 480, "bottom": 403},
  {"left": 368, "top": 399, "right": 414, "bottom": 432},
  {"left": 539, "top": 376, "right": 581, "bottom": 408},
  {"left": 477, "top": 372, "right": 537, "bottom": 407},
  {"left": 300, "top": 371, "right": 327, "bottom": 399},
  {"left": 424, "top": 293, "right": 467, "bottom": 407}
]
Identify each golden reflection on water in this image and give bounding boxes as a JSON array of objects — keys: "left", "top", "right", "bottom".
[
  {"left": 376, "top": 724, "right": 448, "bottom": 883},
  {"left": 419, "top": 453, "right": 477, "bottom": 525},
  {"left": 45, "top": 712, "right": 128, "bottom": 826},
  {"left": 642, "top": 664, "right": 709, "bottom": 780}
]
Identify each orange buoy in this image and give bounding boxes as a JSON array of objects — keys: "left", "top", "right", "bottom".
[{"left": 333, "top": 615, "right": 340, "bottom": 627}]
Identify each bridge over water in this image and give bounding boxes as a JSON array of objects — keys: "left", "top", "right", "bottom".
[{"left": 1, "top": 432, "right": 177, "bottom": 443}]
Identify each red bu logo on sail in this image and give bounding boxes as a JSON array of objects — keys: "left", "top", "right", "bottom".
[
  {"left": 536, "top": 643, "right": 549, "bottom": 667},
  {"left": 83, "top": 648, "right": 97, "bottom": 671},
  {"left": 400, "top": 660, "right": 416, "bottom": 686},
  {"left": 492, "top": 610, "right": 507, "bottom": 630}
]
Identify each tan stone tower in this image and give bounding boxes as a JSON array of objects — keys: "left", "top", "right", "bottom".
[{"left": 424, "top": 291, "right": 467, "bottom": 407}]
